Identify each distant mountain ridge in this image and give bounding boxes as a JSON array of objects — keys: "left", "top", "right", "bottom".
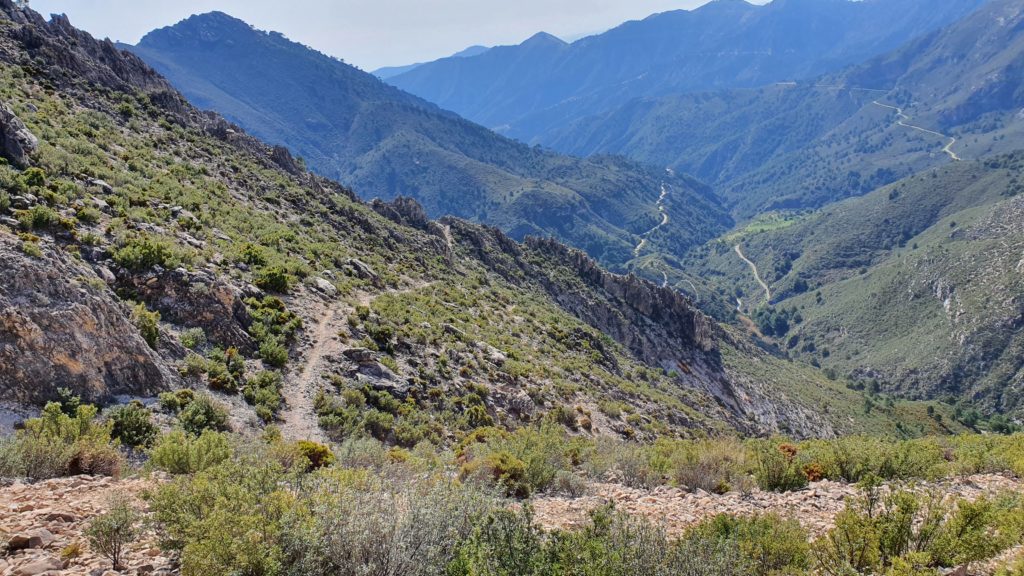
[
  {"left": 372, "top": 45, "right": 490, "bottom": 80},
  {"left": 543, "top": 0, "right": 1024, "bottom": 217},
  {"left": 385, "top": 0, "right": 988, "bottom": 141},
  {"left": 125, "top": 12, "right": 731, "bottom": 271}
]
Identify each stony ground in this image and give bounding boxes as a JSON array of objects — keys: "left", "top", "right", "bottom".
[
  {"left": 0, "top": 475, "right": 174, "bottom": 576},
  {"left": 2, "top": 473, "right": 1022, "bottom": 575},
  {"left": 532, "top": 473, "right": 1024, "bottom": 538}
]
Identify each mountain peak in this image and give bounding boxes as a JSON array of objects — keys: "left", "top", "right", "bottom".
[
  {"left": 521, "top": 31, "right": 567, "bottom": 48},
  {"left": 138, "top": 11, "right": 256, "bottom": 48}
]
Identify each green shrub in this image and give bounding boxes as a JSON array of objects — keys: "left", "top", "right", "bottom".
[
  {"left": 0, "top": 191, "right": 10, "bottom": 213},
  {"left": 158, "top": 388, "right": 196, "bottom": 413},
  {"left": 75, "top": 206, "right": 101, "bottom": 225},
  {"left": 255, "top": 265, "right": 292, "bottom": 293},
  {"left": 112, "top": 234, "right": 187, "bottom": 271},
  {"left": 178, "top": 394, "right": 230, "bottom": 436},
  {"left": 286, "top": 474, "right": 497, "bottom": 576},
  {"left": 108, "top": 401, "right": 157, "bottom": 448},
  {"left": 690, "top": 513, "right": 810, "bottom": 576},
  {"left": 754, "top": 442, "right": 808, "bottom": 492},
  {"left": 813, "top": 484, "right": 1023, "bottom": 575},
  {"left": 131, "top": 303, "right": 160, "bottom": 349},
  {"left": 146, "top": 455, "right": 291, "bottom": 575},
  {"left": 149, "top": 429, "right": 232, "bottom": 475},
  {"left": 0, "top": 401, "right": 123, "bottom": 480},
  {"left": 237, "top": 242, "right": 267, "bottom": 266},
  {"left": 243, "top": 371, "right": 284, "bottom": 423},
  {"left": 180, "top": 328, "right": 207, "bottom": 350},
  {"left": 20, "top": 167, "right": 46, "bottom": 188},
  {"left": 259, "top": 338, "right": 289, "bottom": 368},
  {"left": 294, "top": 440, "right": 336, "bottom": 471},
  {"left": 18, "top": 204, "right": 60, "bottom": 230},
  {"left": 461, "top": 450, "right": 530, "bottom": 497},
  {"left": 85, "top": 493, "right": 139, "bottom": 570}
]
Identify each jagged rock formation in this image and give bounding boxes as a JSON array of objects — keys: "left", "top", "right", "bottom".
[
  {"left": 0, "top": 102, "right": 36, "bottom": 168},
  {"left": 0, "top": 232, "right": 178, "bottom": 404},
  {"left": 115, "top": 268, "right": 256, "bottom": 353}
]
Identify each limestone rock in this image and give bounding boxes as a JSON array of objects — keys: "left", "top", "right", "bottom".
[
  {"left": 0, "top": 102, "right": 37, "bottom": 168},
  {"left": 0, "top": 231, "right": 178, "bottom": 404}
]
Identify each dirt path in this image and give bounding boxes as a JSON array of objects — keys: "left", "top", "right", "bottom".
[
  {"left": 281, "top": 281, "right": 436, "bottom": 442},
  {"left": 734, "top": 244, "right": 771, "bottom": 305},
  {"left": 872, "top": 101, "right": 961, "bottom": 161},
  {"left": 633, "top": 184, "right": 670, "bottom": 258},
  {"left": 280, "top": 302, "right": 348, "bottom": 442}
]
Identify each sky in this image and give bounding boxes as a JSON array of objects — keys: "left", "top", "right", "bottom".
[{"left": 30, "top": 0, "right": 766, "bottom": 71}]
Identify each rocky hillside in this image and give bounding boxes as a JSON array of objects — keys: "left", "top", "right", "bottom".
[
  {"left": 0, "top": 0, "right": 948, "bottom": 441},
  {"left": 123, "top": 12, "right": 731, "bottom": 273}
]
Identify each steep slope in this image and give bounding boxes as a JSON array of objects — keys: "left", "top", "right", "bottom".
[
  {"left": 386, "top": 0, "right": 986, "bottom": 141},
  {"left": 548, "top": 0, "right": 1024, "bottom": 218},
  {"left": 690, "top": 153, "right": 1024, "bottom": 415},
  {"left": 0, "top": 1, "right": 944, "bottom": 440},
  {"left": 123, "top": 13, "right": 730, "bottom": 272}
]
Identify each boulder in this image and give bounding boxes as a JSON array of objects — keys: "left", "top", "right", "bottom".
[
  {"left": 13, "top": 556, "right": 62, "bottom": 576},
  {"left": 314, "top": 277, "right": 337, "bottom": 296},
  {"left": 0, "top": 103, "right": 37, "bottom": 168},
  {"left": 116, "top": 268, "right": 255, "bottom": 352},
  {"left": 345, "top": 258, "right": 380, "bottom": 285},
  {"left": 342, "top": 348, "right": 375, "bottom": 364},
  {"left": 8, "top": 528, "right": 55, "bottom": 550}
]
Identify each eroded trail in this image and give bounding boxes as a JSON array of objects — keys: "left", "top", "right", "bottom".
[
  {"left": 281, "top": 281, "right": 435, "bottom": 442},
  {"left": 872, "top": 101, "right": 961, "bottom": 161},
  {"left": 280, "top": 302, "right": 348, "bottom": 442},
  {"left": 633, "top": 184, "right": 670, "bottom": 258},
  {"left": 734, "top": 244, "right": 771, "bottom": 305}
]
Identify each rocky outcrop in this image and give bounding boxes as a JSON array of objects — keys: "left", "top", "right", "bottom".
[
  {"left": 445, "top": 219, "right": 719, "bottom": 367},
  {"left": 115, "top": 267, "right": 255, "bottom": 353},
  {"left": 0, "top": 232, "right": 178, "bottom": 404},
  {"left": 0, "top": 102, "right": 37, "bottom": 168}
]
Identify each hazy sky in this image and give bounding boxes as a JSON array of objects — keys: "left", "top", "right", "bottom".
[{"left": 31, "top": 0, "right": 766, "bottom": 71}]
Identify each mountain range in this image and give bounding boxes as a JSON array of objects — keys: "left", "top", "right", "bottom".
[
  {"left": 124, "top": 13, "right": 729, "bottom": 271},
  {"left": 0, "top": 0, "right": 950, "bottom": 443},
  {"left": 384, "top": 0, "right": 988, "bottom": 142},
  {"left": 544, "top": 0, "right": 1024, "bottom": 217}
]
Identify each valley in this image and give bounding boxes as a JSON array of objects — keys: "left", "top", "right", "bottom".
[{"left": 1, "top": 0, "right": 1024, "bottom": 574}]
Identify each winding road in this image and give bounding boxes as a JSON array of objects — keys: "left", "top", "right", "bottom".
[
  {"left": 872, "top": 101, "right": 961, "bottom": 162},
  {"left": 633, "top": 184, "right": 670, "bottom": 258},
  {"left": 734, "top": 244, "right": 771, "bottom": 306}
]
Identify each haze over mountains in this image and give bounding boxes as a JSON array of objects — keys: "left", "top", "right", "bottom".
[
  {"left": 384, "top": 0, "right": 988, "bottom": 142},
  {"left": 125, "top": 13, "right": 730, "bottom": 271},
  {"left": 113, "top": 0, "right": 1024, "bottom": 420},
  {"left": 547, "top": 0, "right": 1024, "bottom": 217}
]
